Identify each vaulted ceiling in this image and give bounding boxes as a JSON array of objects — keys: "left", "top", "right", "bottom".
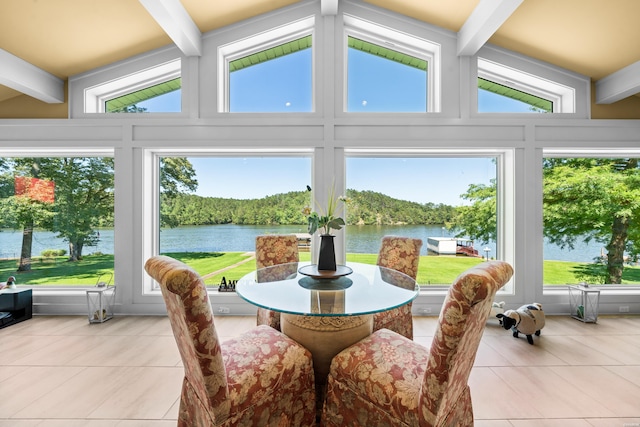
[{"left": 1, "top": 0, "right": 639, "bottom": 110}]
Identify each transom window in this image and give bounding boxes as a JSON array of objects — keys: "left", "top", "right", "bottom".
[
  {"left": 228, "top": 36, "right": 313, "bottom": 112},
  {"left": 347, "top": 36, "right": 427, "bottom": 112},
  {"left": 219, "top": 16, "right": 315, "bottom": 113},
  {"left": 84, "top": 59, "right": 181, "bottom": 113},
  {"left": 105, "top": 77, "right": 181, "bottom": 113},
  {"left": 478, "top": 77, "right": 552, "bottom": 113},
  {"left": 344, "top": 15, "right": 440, "bottom": 113},
  {"left": 478, "top": 57, "right": 575, "bottom": 113}
]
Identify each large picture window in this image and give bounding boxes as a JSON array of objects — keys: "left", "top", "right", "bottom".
[
  {"left": 0, "top": 155, "right": 114, "bottom": 286},
  {"left": 543, "top": 155, "right": 640, "bottom": 286},
  {"left": 345, "top": 154, "right": 502, "bottom": 286},
  {"left": 153, "top": 155, "right": 312, "bottom": 287}
]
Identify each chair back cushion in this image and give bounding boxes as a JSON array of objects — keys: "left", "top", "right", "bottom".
[
  {"left": 376, "top": 235, "right": 423, "bottom": 279},
  {"left": 255, "top": 234, "right": 299, "bottom": 269},
  {"left": 144, "top": 255, "right": 230, "bottom": 422},
  {"left": 373, "top": 235, "right": 423, "bottom": 339},
  {"left": 420, "top": 260, "right": 513, "bottom": 425}
]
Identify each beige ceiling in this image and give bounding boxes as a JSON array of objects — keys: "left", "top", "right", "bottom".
[{"left": 1, "top": 0, "right": 639, "bottom": 104}]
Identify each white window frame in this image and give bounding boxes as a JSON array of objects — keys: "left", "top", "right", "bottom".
[
  {"left": 217, "top": 16, "right": 315, "bottom": 113},
  {"left": 0, "top": 147, "right": 115, "bottom": 288},
  {"left": 84, "top": 59, "right": 181, "bottom": 113},
  {"left": 142, "top": 148, "right": 315, "bottom": 294},
  {"left": 344, "top": 148, "right": 515, "bottom": 294},
  {"left": 343, "top": 14, "right": 441, "bottom": 113},
  {"left": 542, "top": 148, "right": 640, "bottom": 291},
  {"left": 478, "top": 57, "right": 575, "bottom": 114}
]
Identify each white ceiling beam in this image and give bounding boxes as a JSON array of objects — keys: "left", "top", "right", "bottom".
[
  {"left": 596, "top": 60, "right": 640, "bottom": 104},
  {"left": 139, "top": 0, "right": 202, "bottom": 56},
  {"left": 0, "top": 49, "right": 64, "bottom": 103},
  {"left": 457, "top": 0, "right": 524, "bottom": 56},
  {"left": 321, "top": 0, "right": 338, "bottom": 16}
]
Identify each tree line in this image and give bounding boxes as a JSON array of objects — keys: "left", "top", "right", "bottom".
[{"left": 160, "top": 189, "right": 457, "bottom": 227}]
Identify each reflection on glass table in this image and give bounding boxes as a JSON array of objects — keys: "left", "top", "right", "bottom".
[{"left": 236, "top": 261, "right": 419, "bottom": 317}]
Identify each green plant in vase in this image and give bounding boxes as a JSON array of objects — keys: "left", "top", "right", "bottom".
[{"left": 303, "top": 184, "right": 348, "bottom": 270}]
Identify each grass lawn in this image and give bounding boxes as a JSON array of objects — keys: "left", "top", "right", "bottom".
[
  {"left": 0, "top": 254, "right": 114, "bottom": 285},
  {"left": 1, "top": 252, "right": 639, "bottom": 286}
]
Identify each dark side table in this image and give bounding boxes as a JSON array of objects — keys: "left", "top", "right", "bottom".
[{"left": 0, "top": 288, "right": 33, "bottom": 329}]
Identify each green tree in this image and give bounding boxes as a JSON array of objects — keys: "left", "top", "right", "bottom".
[
  {"left": 454, "top": 159, "right": 640, "bottom": 284},
  {"left": 450, "top": 179, "right": 497, "bottom": 244},
  {"left": 544, "top": 158, "right": 640, "bottom": 284},
  {"left": 0, "top": 156, "right": 197, "bottom": 265},
  {"left": 2, "top": 159, "right": 56, "bottom": 271},
  {"left": 159, "top": 157, "right": 198, "bottom": 228},
  {"left": 39, "top": 157, "right": 115, "bottom": 261}
]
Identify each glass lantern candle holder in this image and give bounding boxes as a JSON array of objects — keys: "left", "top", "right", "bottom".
[
  {"left": 86, "top": 285, "right": 116, "bottom": 324},
  {"left": 568, "top": 284, "right": 600, "bottom": 323}
]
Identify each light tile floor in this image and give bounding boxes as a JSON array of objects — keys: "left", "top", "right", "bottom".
[{"left": 1, "top": 314, "right": 639, "bottom": 426}]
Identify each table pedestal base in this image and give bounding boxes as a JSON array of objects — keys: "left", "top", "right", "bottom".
[
  {"left": 281, "top": 313, "right": 373, "bottom": 421},
  {"left": 281, "top": 313, "right": 373, "bottom": 384}
]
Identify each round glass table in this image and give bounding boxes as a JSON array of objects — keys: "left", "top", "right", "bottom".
[
  {"left": 236, "top": 261, "right": 418, "bottom": 316},
  {"left": 236, "top": 262, "right": 418, "bottom": 386}
]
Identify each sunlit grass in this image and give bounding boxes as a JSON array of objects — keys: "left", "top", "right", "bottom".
[
  {"left": 0, "top": 255, "right": 114, "bottom": 286},
  {"left": 1, "top": 252, "right": 638, "bottom": 286}
]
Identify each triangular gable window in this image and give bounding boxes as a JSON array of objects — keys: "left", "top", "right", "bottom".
[
  {"left": 478, "top": 77, "right": 552, "bottom": 113},
  {"left": 477, "top": 57, "right": 574, "bottom": 114},
  {"left": 348, "top": 37, "right": 427, "bottom": 71},
  {"left": 227, "top": 36, "right": 313, "bottom": 113},
  {"left": 219, "top": 17, "right": 315, "bottom": 113},
  {"left": 229, "top": 36, "right": 312, "bottom": 72},
  {"left": 84, "top": 58, "right": 181, "bottom": 113},
  {"left": 106, "top": 77, "right": 181, "bottom": 113},
  {"left": 343, "top": 15, "right": 440, "bottom": 113}
]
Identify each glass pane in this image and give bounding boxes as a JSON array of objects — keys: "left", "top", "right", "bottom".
[
  {"left": 478, "top": 78, "right": 552, "bottom": 113},
  {"left": 345, "top": 157, "right": 497, "bottom": 285},
  {"left": 158, "top": 156, "right": 312, "bottom": 285},
  {"left": 0, "top": 157, "right": 114, "bottom": 286},
  {"left": 229, "top": 37, "right": 313, "bottom": 113},
  {"left": 543, "top": 157, "right": 640, "bottom": 285},
  {"left": 106, "top": 78, "right": 181, "bottom": 113},
  {"left": 347, "top": 37, "right": 427, "bottom": 112}
]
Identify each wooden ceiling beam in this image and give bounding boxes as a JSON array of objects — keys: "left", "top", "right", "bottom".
[
  {"left": 596, "top": 60, "right": 640, "bottom": 104},
  {"left": 457, "top": 0, "right": 523, "bottom": 56},
  {"left": 0, "top": 49, "right": 64, "bottom": 103},
  {"left": 139, "top": 0, "right": 202, "bottom": 57}
]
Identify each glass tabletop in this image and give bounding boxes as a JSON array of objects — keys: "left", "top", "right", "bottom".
[{"left": 235, "top": 262, "right": 418, "bottom": 316}]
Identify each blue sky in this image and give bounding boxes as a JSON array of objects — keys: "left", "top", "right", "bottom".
[
  {"left": 144, "top": 43, "right": 540, "bottom": 205},
  {"left": 186, "top": 156, "right": 494, "bottom": 206}
]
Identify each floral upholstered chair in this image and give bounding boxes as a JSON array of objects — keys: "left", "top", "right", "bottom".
[
  {"left": 373, "top": 235, "right": 423, "bottom": 339},
  {"left": 322, "top": 260, "right": 514, "bottom": 427},
  {"left": 144, "top": 255, "right": 316, "bottom": 427},
  {"left": 255, "top": 234, "right": 299, "bottom": 331}
]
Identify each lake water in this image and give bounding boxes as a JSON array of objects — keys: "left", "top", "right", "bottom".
[{"left": 0, "top": 224, "right": 603, "bottom": 262}]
